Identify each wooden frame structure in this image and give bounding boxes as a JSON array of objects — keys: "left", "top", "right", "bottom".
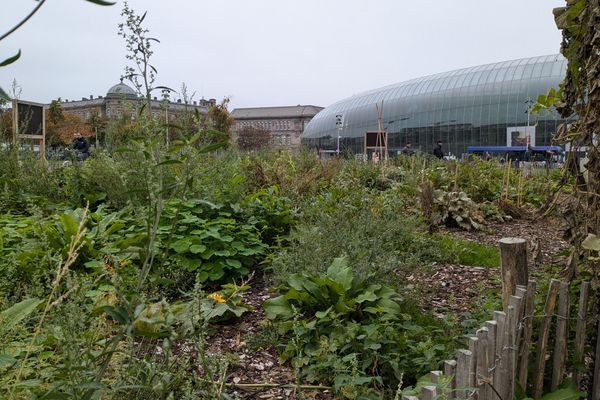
[
  {"left": 363, "top": 100, "right": 388, "bottom": 162},
  {"left": 12, "top": 99, "right": 46, "bottom": 160}
]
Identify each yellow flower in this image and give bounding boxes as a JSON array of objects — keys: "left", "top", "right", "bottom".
[
  {"left": 207, "top": 293, "right": 226, "bottom": 303},
  {"left": 119, "top": 259, "right": 130, "bottom": 266}
]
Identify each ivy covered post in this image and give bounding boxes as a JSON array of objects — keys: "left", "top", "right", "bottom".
[{"left": 549, "top": 2, "right": 600, "bottom": 393}]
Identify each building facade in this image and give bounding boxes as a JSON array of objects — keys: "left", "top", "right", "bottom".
[
  {"left": 302, "top": 54, "right": 573, "bottom": 157},
  {"left": 231, "top": 105, "right": 323, "bottom": 150},
  {"left": 55, "top": 81, "right": 216, "bottom": 122}
]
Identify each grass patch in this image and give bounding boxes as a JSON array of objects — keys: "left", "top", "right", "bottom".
[{"left": 436, "top": 234, "right": 500, "bottom": 267}]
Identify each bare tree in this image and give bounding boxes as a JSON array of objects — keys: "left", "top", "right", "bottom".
[{"left": 237, "top": 126, "right": 272, "bottom": 151}]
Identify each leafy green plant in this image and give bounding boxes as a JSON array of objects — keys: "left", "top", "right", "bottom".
[
  {"left": 160, "top": 198, "right": 267, "bottom": 283},
  {"left": 242, "top": 185, "right": 294, "bottom": 245},
  {"left": 264, "top": 257, "right": 453, "bottom": 397},
  {"left": 432, "top": 188, "right": 485, "bottom": 230},
  {"left": 200, "top": 282, "right": 252, "bottom": 322}
]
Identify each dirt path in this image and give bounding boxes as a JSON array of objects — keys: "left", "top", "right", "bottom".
[{"left": 413, "top": 216, "right": 569, "bottom": 317}]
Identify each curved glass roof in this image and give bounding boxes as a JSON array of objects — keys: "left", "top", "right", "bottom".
[{"left": 303, "top": 54, "right": 567, "bottom": 141}]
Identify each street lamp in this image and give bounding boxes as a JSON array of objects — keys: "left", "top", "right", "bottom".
[
  {"left": 525, "top": 97, "right": 533, "bottom": 146},
  {"left": 162, "top": 89, "right": 170, "bottom": 146},
  {"left": 335, "top": 114, "right": 344, "bottom": 155}
]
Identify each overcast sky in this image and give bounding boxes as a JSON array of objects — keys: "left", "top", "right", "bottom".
[{"left": 0, "top": 0, "right": 565, "bottom": 110}]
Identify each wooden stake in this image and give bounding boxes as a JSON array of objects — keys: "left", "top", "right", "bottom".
[
  {"left": 499, "top": 237, "right": 529, "bottom": 311},
  {"left": 484, "top": 320, "right": 498, "bottom": 400},
  {"left": 431, "top": 370, "right": 443, "bottom": 384},
  {"left": 422, "top": 386, "right": 437, "bottom": 400},
  {"left": 456, "top": 349, "right": 473, "bottom": 400},
  {"left": 574, "top": 282, "right": 590, "bottom": 387},
  {"left": 493, "top": 311, "right": 507, "bottom": 400},
  {"left": 532, "top": 279, "right": 561, "bottom": 399},
  {"left": 444, "top": 360, "right": 457, "bottom": 399},
  {"left": 593, "top": 316, "right": 600, "bottom": 400},
  {"left": 505, "top": 297, "right": 523, "bottom": 400},
  {"left": 468, "top": 336, "right": 478, "bottom": 390},
  {"left": 476, "top": 328, "right": 489, "bottom": 395},
  {"left": 551, "top": 281, "right": 570, "bottom": 390},
  {"left": 517, "top": 280, "right": 537, "bottom": 389}
]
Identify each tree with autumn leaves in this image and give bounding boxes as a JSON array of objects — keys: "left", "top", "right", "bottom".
[{"left": 44, "top": 101, "right": 94, "bottom": 146}]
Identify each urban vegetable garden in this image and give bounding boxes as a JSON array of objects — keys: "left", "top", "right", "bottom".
[{"left": 0, "top": 142, "right": 596, "bottom": 399}]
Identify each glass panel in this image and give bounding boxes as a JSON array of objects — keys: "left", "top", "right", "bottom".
[
  {"left": 432, "top": 78, "right": 446, "bottom": 92},
  {"left": 531, "top": 62, "right": 544, "bottom": 78},
  {"left": 551, "top": 59, "right": 566, "bottom": 77},
  {"left": 475, "top": 69, "right": 492, "bottom": 87},
  {"left": 521, "top": 63, "right": 535, "bottom": 80},
  {"left": 407, "top": 82, "right": 420, "bottom": 96},
  {"left": 512, "top": 65, "right": 526, "bottom": 80}
]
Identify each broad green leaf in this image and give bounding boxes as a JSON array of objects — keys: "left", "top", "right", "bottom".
[
  {"left": 287, "top": 274, "right": 306, "bottom": 291},
  {"left": 355, "top": 289, "right": 378, "bottom": 303},
  {"left": 541, "top": 387, "right": 586, "bottom": 400},
  {"left": 101, "top": 306, "right": 130, "bottom": 325},
  {"left": 315, "top": 306, "right": 332, "bottom": 319},
  {"left": 0, "top": 298, "right": 43, "bottom": 332},
  {"left": 263, "top": 296, "right": 293, "bottom": 320},
  {"left": 84, "top": 0, "right": 115, "bottom": 5},
  {"left": 189, "top": 244, "right": 207, "bottom": 254},
  {"left": 300, "top": 279, "right": 328, "bottom": 303},
  {"left": 179, "top": 257, "right": 201, "bottom": 271},
  {"left": 208, "top": 265, "right": 225, "bottom": 280},
  {"left": 60, "top": 213, "right": 79, "bottom": 238},
  {"left": 170, "top": 239, "right": 190, "bottom": 253},
  {"left": 15, "top": 379, "right": 43, "bottom": 388},
  {"left": 197, "top": 270, "right": 209, "bottom": 282},
  {"left": 326, "top": 257, "right": 353, "bottom": 291},
  {"left": 84, "top": 260, "right": 104, "bottom": 272},
  {"left": 202, "top": 301, "right": 229, "bottom": 320},
  {"left": 582, "top": 233, "right": 600, "bottom": 251},
  {"left": 225, "top": 259, "right": 242, "bottom": 269},
  {"left": 0, "top": 50, "right": 21, "bottom": 67},
  {"left": 0, "top": 354, "right": 17, "bottom": 368},
  {"left": 155, "top": 159, "right": 183, "bottom": 167}
]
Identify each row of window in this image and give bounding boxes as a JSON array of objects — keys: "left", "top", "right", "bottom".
[
  {"left": 304, "top": 119, "right": 569, "bottom": 156},
  {"left": 273, "top": 134, "right": 292, "bottom": 146},
  {"left": 237, "top": 119, "right": 295, "bottom": 130}
]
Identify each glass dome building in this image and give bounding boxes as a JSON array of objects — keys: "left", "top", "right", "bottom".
[{"left": 302, "top": 54, "right": 571, "bottom": 157}]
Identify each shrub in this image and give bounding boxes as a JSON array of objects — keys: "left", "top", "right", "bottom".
[
  {"left": 158, "top": 198, "right": 268, "bottom": 284},
  {"left": 264, "top": 258, "right": 454, "bottom": 397},
  {"left": 432, "top": 188, "right": 485, "bottom": 230},
  {"left": 269, "top": 181, "right": 440, "bottom": 285}
]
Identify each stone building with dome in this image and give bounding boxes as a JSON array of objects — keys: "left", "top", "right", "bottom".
[{"left": 55, "top": 81, "right": 217, "bottom": 122}]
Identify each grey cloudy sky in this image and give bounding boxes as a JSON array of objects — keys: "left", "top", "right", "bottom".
[{"left": 0, "top": 0, "right": 565, "bottom": 110}]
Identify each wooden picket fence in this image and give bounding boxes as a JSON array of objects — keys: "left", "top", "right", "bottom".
[{"left": 404, "top": 278, "right": 598, "bottom": 400}]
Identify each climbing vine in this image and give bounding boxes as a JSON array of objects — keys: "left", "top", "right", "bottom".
[{"left": 539, "top": 1, "right": 600, "bottom": 280}]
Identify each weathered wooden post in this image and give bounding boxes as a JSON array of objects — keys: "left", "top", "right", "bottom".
[
  {"left": 593, "top": 316, "right": 600, "bottom": 400},
  {"left": 574, "top": 282, "right": 590, "bottom": 387},
  {"left": 532, "top": 279, "right": 560, "bottom": 399},
  {"left": 551, "top": 281, "right": 570, "bottom": 390},
  {"left": 444, "top": 360, "right": 457, "bottom": 399},
  {"left": 517, "top": 280, "right": 537, "bottom": 389},
  {"left": 499, "top": 237, "right": 529, "bottom": 311}
]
